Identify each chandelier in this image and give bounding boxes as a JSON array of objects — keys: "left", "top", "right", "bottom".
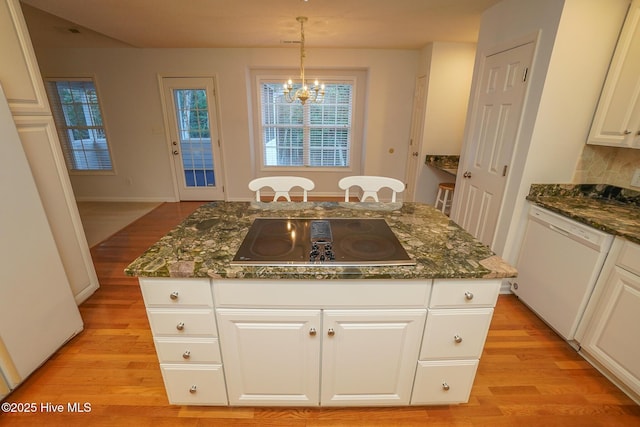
[{"left": 283, "top": 16, "right": 325, "bottom": 105}]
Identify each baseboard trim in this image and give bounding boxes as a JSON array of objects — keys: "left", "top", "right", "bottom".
[
  {"left": 74, "top": 196, "right": 176, "bottom": 203},
  {"left": 74, "top": 283, "right": 99, "bottom": 305}
]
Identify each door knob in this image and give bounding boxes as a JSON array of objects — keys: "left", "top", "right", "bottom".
[
  {"left": 463, "top": 171, "right": 472, "bottom": 178},
  {"left": 412, "top": 151, "right": 419, "bottom": 157}
]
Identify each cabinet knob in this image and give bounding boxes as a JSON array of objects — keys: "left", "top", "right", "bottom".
[
  {"left": 442, "top": 382, "right": 450, "bottom": 391},
  {"left": 309, "top": 328, "right": 317, "bottom": 336},
  {"left": 454, "top": 335, "right": 463, "bottom": 344},
  {"left": 182, "top": 350, "right": 191, "bottom": 359},
  {"left": 327, "top": 328, "right": 335, "bottom": 337},
  {"left": 189, "top": 385, "right": 197, "bottom": 394},
  {"left": 176, "top": 322, "right": 185, "bottom": 331},
  {"left": 464, "top": 291, "right": 474, "bottom": 300},
  {"left": 623, "top": 130, "right": 632, "bottom": 135},
  {"left": 170, "top": 291, "right": 179, "bottom": 300}
]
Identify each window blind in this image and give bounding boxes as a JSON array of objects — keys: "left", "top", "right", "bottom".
[
  {"left": 260, "top": 81, "right": 353, "bottom": 168},
  {"left": 45, "top": 79, "right": 113, "bottom": 172}
]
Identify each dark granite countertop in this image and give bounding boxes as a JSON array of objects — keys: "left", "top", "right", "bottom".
[
  {"left": 425, "top": 155, "right": 459, "bottom": 176},
  {"left": 124, "top": 201, "right": 516, "bottom": 280},
  {"left": 526, "top": 184, "right": 640, "bottom": 245}
]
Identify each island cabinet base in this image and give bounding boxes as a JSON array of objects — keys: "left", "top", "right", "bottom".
[{"left": 139, "top": 278, "right": 501, "bottom": 407}]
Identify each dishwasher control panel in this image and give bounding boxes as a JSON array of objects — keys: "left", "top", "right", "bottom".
[{"left": 529, "top": 205, "right": 612, "bottom": 249}]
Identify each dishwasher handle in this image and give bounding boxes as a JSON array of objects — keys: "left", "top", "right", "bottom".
[{"left": 548, "top": 223, "right": 570, "bottom": 237}]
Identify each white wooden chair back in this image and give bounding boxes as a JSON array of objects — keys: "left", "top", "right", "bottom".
[
  {"left": 248, "top": 176, "right": 315, "bottom": 202},
  {"left": 338, "top": 176, "right": 405, "bottom": 202}
]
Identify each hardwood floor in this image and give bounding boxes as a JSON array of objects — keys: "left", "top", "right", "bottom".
[{"left": 2, "top": 202, "right": 639, "bottom": 426}]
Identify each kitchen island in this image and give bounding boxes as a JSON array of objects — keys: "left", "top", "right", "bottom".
[{"left": 125, "top": 201, "right": 516, "bottom": 407}]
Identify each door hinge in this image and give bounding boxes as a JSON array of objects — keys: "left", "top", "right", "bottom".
[
  {"left": 217, "top": 139, "right": 221, "bottom": 147},
  {"left": 523, "top": 67, "right": 529, "bottom": 82},
  {"left": 502, "top": 165, "right": 508, "bottom": 177},
  {"left": 222, "top": 185, "right": 225, "bottom": 193}
]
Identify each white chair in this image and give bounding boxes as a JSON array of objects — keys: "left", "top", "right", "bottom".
[
  {"left": 338, "top": 176, "right": 405, "bottom": 202},
  {"left": 248, "top": 176, "right": 315, "bottom": 202}
]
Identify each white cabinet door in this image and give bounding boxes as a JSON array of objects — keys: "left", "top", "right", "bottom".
[
  {"left": 588, "top": 0, "right": 640, "bottom": 148},
  {"left": 216, "top": 309, "right": 321, "bottom": 406},
  {"left": 321, "top": 309, "right": 426, "bottom": 406},
  {"left": 580, "top": 265, "right": 640, "bottom": 396}
]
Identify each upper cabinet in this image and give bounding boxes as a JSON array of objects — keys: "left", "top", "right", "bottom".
[
  {"left": 0, "top": 0, "right": 50, "bottom": 115},
  {"left": 588, "top": 0, "right": 640, "bottom": 149}
]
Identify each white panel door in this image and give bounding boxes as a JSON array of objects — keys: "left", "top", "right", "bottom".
[
  {"left": 13, "top": 115, "right": 98, "bottom": 303},
  {"left": 162, "top": 77, "right": 225, "bottom": 200},
  {"left": 454, "top": 42, "right": 534, "bottom": 248},
  {"left": 0, "top": 85, "right": 83, "bottom": 386},
  {"left": 404, "top": 75, "right": 427, "bottom": 201},
  {"left": 321, "top": 309, "right": 426, "bottom": 406},
  {"left": 216, "top": 309, "right": 321, "bottom": 406}
]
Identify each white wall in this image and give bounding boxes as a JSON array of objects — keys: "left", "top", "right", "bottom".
[
  {"left": 414, "top": 42, "right": 476, "bottom": 204},
  {"left": 457, "top": 0, "right": 629, "bottom": 262},
  {"left": 33, "top": 47, "right": 419, "bottom": 201}
]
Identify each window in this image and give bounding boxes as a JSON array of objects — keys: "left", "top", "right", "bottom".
[
  {"left": 259, "top": 81, "right": 353, "bottom": 168},
  {"left": 45, "top": 78, "right": 113, "bottom": 172}
]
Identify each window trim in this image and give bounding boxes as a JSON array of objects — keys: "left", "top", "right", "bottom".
[
  {"left": 250, "top": 68, "right": 366, "bottom": 175},
  {"left": 44, "top": 76, "right": 116, "bottom": 175}
]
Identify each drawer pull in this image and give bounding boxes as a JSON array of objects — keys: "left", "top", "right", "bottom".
[
  {"left": 176, "top": 322, "right": 185, "bottom": 331},
  {"left": 464, "top": 291, "right": 474, "bottom": 300},
  {"left": 170, "top": 291, "right": 179, "bottom": 300},
  {"left": 327, "top": 328, "right": 335, "bottom": 337},
  {"left": 182, "top": 350, "right": 191, "bottom": 359},
  {"left": 309, "top": 328, "right": 317, "bottom": 336},
  {"left": 442, "top": 382, "right": 450, "bottom": 391},
  {"left": 454, "top": 335, "right": 463, "bottom": 344},
  {"left": 189, "top": 385, "right": 197, "bottom": 394}
]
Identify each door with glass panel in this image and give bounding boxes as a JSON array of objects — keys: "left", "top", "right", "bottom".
[{"left": 162, "top": 77, "right": 224, "bottom": 200}]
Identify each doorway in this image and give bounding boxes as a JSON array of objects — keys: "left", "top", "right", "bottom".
[
  {"left": 161, "top": 77, "right": 225, "bottom": 200},
  {"left": 404, "top": 75, "right": 428, "bottom": 202}
]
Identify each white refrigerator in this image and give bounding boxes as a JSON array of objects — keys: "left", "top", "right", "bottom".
[{"left": 0, "top": 83, "right": 83, "bottom": 399}]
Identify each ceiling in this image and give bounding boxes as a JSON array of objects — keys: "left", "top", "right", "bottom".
[{"left": 20, "top": 0, "right": 503, "bottom": 50}]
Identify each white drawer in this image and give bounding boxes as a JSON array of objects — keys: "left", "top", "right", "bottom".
[
  {"left": 420, "top": 308, "right": 493, "bottom": 360},
  {"left": 411, "top": 360, "right": 478, "bottom": 405},
  {"left": 160, "top": 364, "right": 227, "bottom": 405},
  {"left": 140, "top": 278, "right": 213, "bottom": 307},
  {"left": 154, "top": 337, "right": 222, "bottom": 364},
  {"left": 430, "top": 279, "right": 500, "bottom": 308},
  {"left": 147, "top": 309, "right": 217, "bottom": 337},
  {"left": 213, "top": 279, "right": 431, "bottom": 308},
  {"left": 618, "top": 240, "right": 640, "bottom": 276}
]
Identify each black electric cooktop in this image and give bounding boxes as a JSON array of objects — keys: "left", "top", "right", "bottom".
[{"left": 231, "top": 218, "right": 415, "bottom": 267}]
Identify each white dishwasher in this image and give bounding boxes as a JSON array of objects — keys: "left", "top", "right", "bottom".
[{"left": 512, "top": 204, "right": 613, "bottom": 344}]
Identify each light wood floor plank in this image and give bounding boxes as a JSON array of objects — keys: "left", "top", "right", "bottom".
[{"left": 1, "top": 201, "right": 639, "bottom": 426}]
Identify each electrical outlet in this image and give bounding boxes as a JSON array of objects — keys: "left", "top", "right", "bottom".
[{"left": 632, "top": 168, "right": 640, "bottom": 188}]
